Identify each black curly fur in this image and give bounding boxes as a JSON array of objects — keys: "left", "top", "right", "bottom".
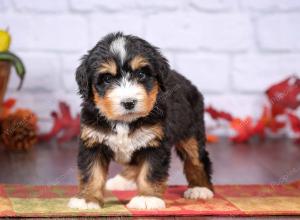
[{"left": 76, "top": 32, "right": 213, "bottom": 191}]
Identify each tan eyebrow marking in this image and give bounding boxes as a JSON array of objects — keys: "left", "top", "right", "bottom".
[
  {"left": 130, "top": 55, "right": 149, "bottom": 71},
  {"left": 97, "top": 59, "right": 117, "bottom": 76}
]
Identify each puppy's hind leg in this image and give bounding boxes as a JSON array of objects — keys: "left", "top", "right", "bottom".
[
  {"left": 176, "top": 137, "right": 214, "bottom": 200},
  {"left": 106, "top": 166, "right": 137, "bottom": 191}
]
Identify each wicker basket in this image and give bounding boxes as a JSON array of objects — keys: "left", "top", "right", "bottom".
[{"left": 0, "top": 61, "right": 11, "bottom": 113}]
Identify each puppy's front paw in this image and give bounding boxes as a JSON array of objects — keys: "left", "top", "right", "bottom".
[
  {"left": 184, "top": 187, "right": 214, "bottom": 200},
  {"left": 68, "top": 197, "right": 101, "bottom": 210},
  {"left": 106, "top": 174, "right": 137, "bottom": 190},
  {"left": 127, "top": 196, "right": 166, "bottom": 210}
]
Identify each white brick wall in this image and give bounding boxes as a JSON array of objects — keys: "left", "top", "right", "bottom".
[
  {"left": 240, "top": 0, "right": 300, "bottom": 11},
  {"left": 13, "top": 0, "right": 69, "bottom": 13},
  {"left": 257, "top": 13, "right": 300, "bottom": 51},
  {"left": 146, "top": 13, "right": 252, "bottom": 51},
  {"left": 1, "top": 0, "right": 300, "bottom": 133},
  {"left": 176, "top": 53, "right": 230, "bottom": 92}
]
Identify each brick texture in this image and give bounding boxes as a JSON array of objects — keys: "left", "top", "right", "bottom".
[
  {"left": 240, "top": 0, "right": 300, "bottom": 11},
  {"left": 146, "top": 12, "right": 251, "bottom": 51},
  {"left": 13, "top": 0, "right": 69, "bottom": 13},
  {"left": 0, "top": 0, "right": 7, "bottom": 11},
  {"left": 257, "top": 14, "right": 300, "bottom": 51}
]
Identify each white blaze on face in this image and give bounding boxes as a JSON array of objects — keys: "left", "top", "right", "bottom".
[
  {"left": 107, "top": 74, "right": 145, "bottom": 116},
  {"left": 110, "top": 37, "right": 127, "bottom": 64}
]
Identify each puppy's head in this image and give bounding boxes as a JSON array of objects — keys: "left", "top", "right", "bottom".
[{"left": 76, "top": 32, "right": 169, "bottom": 122}]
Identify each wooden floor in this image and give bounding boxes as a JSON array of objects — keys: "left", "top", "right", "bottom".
[{"left": 0, "top": 138, "right": 300, "bottom": 219}]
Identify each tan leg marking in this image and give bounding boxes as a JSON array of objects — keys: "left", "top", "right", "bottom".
[
  {"left": 137, "top": 161, "right": 167, "bottom": 198},
  {"left": 69, "top": 160, "right": 108, "bottom": 209},
  {"left": 127, "top": 160, "right": 167, "bottom": 210},
  {"left": 176, "top": 137, "right": 212, "bottom": 190},
  {"left": 120, "top": 165, "right": 139, "bottom": 180}
]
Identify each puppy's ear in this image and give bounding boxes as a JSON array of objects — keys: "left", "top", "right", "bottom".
[
  {"left": 76, "top": 56, "right": 90, "bottom": 100},
  {"left": 156, "top": 56, "right": 170, "bottom": 92}
]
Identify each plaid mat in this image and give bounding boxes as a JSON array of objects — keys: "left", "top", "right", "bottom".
[{"left": 1, "top": 181, "right": 300, "bottom": 217}]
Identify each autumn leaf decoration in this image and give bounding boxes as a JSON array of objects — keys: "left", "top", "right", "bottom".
[
  {"left": 266, "top": 76, "right": 300, "bottom": 116},
  {"left": 205, "top": 106, "right": 233, "bottom": 121},
  {"left": 266, "top": 75, "right": 300, "bottom": 142},
  {"left": 0, "top": 98, "right": 16, "bottom": 120},
  {"left": 206, "top": 75, "right": 300, "bottom": 143},
  {"left": 39, "top": 102, "right": 80, "bottom": 143}
]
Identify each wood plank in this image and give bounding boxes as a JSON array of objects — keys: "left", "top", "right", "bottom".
[{"left": 1, "top": 138, "right": 300, "bottom": 185}]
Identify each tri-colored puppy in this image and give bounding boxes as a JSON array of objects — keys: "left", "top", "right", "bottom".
[{"left": 68, "top": 32, "right": 213, "bottom": 210}]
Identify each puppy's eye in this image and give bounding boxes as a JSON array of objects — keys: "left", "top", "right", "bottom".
[
  {"left": 137, "top": 71, "right": 146, "bottom": 80},
  {"left": 103, "top": 75, "right": 113, "bottom": 84}
]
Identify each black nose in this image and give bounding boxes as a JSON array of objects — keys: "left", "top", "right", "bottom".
[{"left": 121, "top": 99, "right": 137, "bottom": 110}]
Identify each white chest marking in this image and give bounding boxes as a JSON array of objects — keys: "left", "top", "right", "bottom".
[
  {"left": 82, "top": 124, "right": 160, "bottom": 164},
  {"left": 106, "top": 123, "right": 157, "bottom": 163}
]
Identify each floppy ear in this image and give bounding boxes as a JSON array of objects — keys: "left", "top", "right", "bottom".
[
  {"left": 156, "top": 56, "right": 170, "bottom": 92},
  {"left": 76, "top": 56, "right": 90, "bottom": 100}
]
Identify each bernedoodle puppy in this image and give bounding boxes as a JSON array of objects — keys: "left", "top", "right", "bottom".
[{"left": 68, "top": 32, "right": 213, "bottom": 210}]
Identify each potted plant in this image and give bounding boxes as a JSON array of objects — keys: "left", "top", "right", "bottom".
[{"left": 0, "top": 28, "right": 25, "bottom": 114}]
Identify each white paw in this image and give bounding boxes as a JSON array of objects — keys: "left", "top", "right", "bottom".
[
  {"left": 184, "top": 187, "right": 214, "bottom": 200},
  {"left": 127, "top": 196, "right": 166, "bottom": 210},
  {"left": 106, "top": 174, "right": 137, "bottom": 190},
  {"left": 68, "top": 197, "right": 101, "bottom": 210}
]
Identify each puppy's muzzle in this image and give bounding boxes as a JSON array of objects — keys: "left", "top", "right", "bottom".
[{"left": 121, "top": 99, "right": 137, "bottom": 110}]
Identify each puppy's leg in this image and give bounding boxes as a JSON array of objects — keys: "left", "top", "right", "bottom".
[
  {"left": 68, "top": 143, "right": 110, "bottom": 209},
  {"left": 127, "top": 148, "right": 170, "bottom": 210},
  {"left": 176, "top": 137, "right": 214, "bottom": 200},
  {"left": 106, "top": 166, "right": 137, "bottom": 190}
]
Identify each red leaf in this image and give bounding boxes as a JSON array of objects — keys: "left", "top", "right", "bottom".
[
  {"left": 206, "top": 134, "right": 219, "bottom": 143},
  {"left": 0, "top": 98, "right": 17, "bottom": 120},
  {"left": 230, "top": 117, "right": 254, "bottom": 143},
  {"left": 266, "top": 76, "right": 300, "bottom": 116},
  {"left": 268, "top": 118, "right": 286, "bottom": 133},
  {"left": 252, "top": 106, "right": 269, "bottom": 139},
  {"left": 39, "top": 101, "right": 80, "bottom": 143},
  {"left": 205, "top": 106, "right": 233, "bottom": 121},
  {"left": 252, "top": 106, "right": 285, "bottom": 137},
  {"left": 57, "top": 113, "right": 80, "bottom": 143},
  {"left": 59, "top": 102, "right": 72, "bottom": 121},
  {"left": 287, "top": 112, "right": 300, "bottom": 133},
  {"left": 3, "top": 98, "right": 16, "bottom": 109}
]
